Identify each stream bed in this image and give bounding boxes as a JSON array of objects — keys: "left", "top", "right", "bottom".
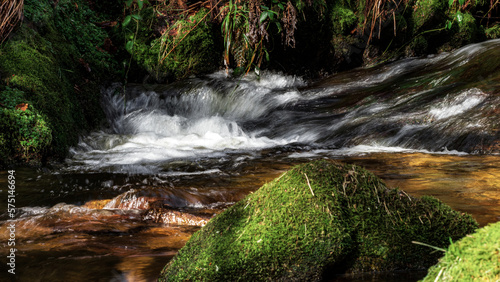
[{"left": 1, "top": 39, "right": 499, "bottom": 281}]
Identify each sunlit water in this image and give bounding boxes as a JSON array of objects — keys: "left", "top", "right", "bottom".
[{"left": 1, "top": 39, "right": 499, "bottom": 281}]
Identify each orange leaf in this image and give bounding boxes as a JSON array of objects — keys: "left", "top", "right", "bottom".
[{"left": 15, "top": 103, "right": 28, "bottom": 111}]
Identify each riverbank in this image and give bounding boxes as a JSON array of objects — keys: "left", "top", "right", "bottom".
[{"left": 0, "top": 0, "right": 120, "bottom": 167}]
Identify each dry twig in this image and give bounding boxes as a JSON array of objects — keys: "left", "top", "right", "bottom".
[
  {"left": 304, "top": 173, "right": 315, "bottom": 196},
  {"left": 0, "top": 0, "right": 24, "bottom": 44}
]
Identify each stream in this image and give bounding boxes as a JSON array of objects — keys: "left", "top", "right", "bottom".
[{"left": 1, "top": 39, "right": 499, "bottom": 281}]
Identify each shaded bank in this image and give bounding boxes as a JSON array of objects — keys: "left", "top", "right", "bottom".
[
  {"left": 124, "top": 0, "right": 500, "bottom": 81},
  {"left": 0, "top": 0, "right": 119, "bottom": 167},
  {"left": 159, "top": 160, "right": 478, "bottom": 281}
]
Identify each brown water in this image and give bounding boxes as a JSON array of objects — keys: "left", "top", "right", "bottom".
[
  {"left": 1, "top": 153, "right": 499, "bottom": 281},
  {"left": 341, "top": 153, "right": 500, "bottom": 226},
  {"left": 1, "top": 39, "right": 500, "bottom": 281}
]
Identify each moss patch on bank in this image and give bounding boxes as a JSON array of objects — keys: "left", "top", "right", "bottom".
[
  {"left": 0, "top": 87, "right": 51, "bottom": 163},
  {"left": 421, "top": 220, "right": 500, "bottom": 281},
  {"left": 159, "top": 160, "right": 478, "bottom": 281},
  {"left": 0, "top": 0, "right": 119, "bottom": 166},
  {"left": 132, "top": 8, "right": 219, "bottom": 82},
  {"left": 129, "top": 0, "right": 499, "bottom": 79}
]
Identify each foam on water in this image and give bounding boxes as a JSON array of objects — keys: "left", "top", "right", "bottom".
[
  {"left": 333, "top": 144, "right": 469, "bottom": 156},
  {"left": 288, "top": 145, "right": 469, "bottom": 158},
  {"left": 159, "top": 169, "right": 222, "bottom": 177},
  {"left": 429, "top": 88, "right": 486, "bottom": 120},
  {"left": 68, "top": 72, "right": 303, "bottom": 173}
]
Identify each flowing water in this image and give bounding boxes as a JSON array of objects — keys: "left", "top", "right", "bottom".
[{"left": 1, "top": 39, "right": 500, "bottom": 281}]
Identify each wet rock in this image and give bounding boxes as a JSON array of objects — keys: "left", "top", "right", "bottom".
[
  {"left": 83, "top": 199, "right": 112, "bottom": 209},
  {"left": 159, "top": 160, "right": 478, "bottom": 281},
  {"left": 0, "top": 203, "right": 146, "bottom": 241},
  {"left": 99, "top": 187, "right": 223, "bottom": 226},
  {"left": 144, "top": 208, "right": 212, "bottom": 226},
  {"left": 104, "top": 187, "right": 230, "bottom": 210}
]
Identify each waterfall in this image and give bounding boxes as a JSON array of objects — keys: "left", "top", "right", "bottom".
[{"left": 67, "top": 39, "right": 500, "bottom": 173}]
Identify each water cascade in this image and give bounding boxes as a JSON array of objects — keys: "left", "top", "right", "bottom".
[{"left": 68, "top": 40, "right": 500, "bottom": 175}]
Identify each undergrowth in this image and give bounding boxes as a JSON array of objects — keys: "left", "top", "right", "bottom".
[
  {"left": 0, "top": 0, "right": 116, "bottom": 165},
  {"left": 0, "top": 87, "right": 51, "bottom": 165}
]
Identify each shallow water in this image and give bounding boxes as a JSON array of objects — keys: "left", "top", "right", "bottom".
[
  {"left": 1, "top": 39, "right": 499, "bottom": 281},
  {"left": 1, "top": 153, "right": 499, "bottom": 281}
]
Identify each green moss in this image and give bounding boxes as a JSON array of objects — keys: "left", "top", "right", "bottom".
[
  {"left": 485, "top": 24, "right": 500, "bottom": 39},
  {"left": 330, "top": 6, "right": 358, "bottom": 35},
  {"left": 52, "top": 0, "right": 117, "bottom": 75},
  {"left": 406, "top": 35, "right": 429, "bottom": 56},
  {"left": 132, "top": 8, "right": 218, "bottom": 81},
  {"left": 113, "top": 0, "right": 496, "bottom": 78},
  {"left": 412, "top": 0, "right": 447, "bottom": 32},
  {"left": 160, "top": 160, "right": 478, "bottom": 281},
  {"left": 0, "top": 87, "right": 52, "bottom": 165},
  {"left": 0, "top": 0, "right": 114, "bottom": 165},
  {"left": 421, "top": 221, "right": 500, "bottom": 281},
  {"left": 0, "top": 27, "right": 76, "bottom": 156},
  {"left": 23, "top": 0, "right": 53, "bottom": 25},
  {"left": 0, "top": 86, "right": 25, "bottom": 108},
  {"left": 449, "top": 11, "right": 480, "bottom": 47}
]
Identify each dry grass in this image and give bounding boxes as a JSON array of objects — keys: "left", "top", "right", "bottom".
[
  {"left": 362, "top": 0, "right": 405, "bottom": 45},
  {"left": 0, "top": 0, "right": 23, "bottom": 44}
]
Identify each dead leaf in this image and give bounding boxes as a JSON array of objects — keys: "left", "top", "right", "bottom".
[{"left": 15, "top": 103, "right": 28, "bottom": 111}]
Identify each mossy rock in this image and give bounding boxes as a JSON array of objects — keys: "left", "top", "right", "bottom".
[
  {"left": 330, "top": 5, "right": 358, "bottom": 35},
  {"left": 449, "top": 11, "right": 481, "bottom": 47},
  {"left": 331, "top": 35, "right": 364, "bottom": 70},
  {"left": 0, "top": 27, "right": 77, "bottom": 159},
  {"left": 412, "top": 0, "right": 447, "bottom": 32},
  {"left": 406, "top": 35, "right": 429, "bottom": 57},
  {"left": 159, "top": 160, "right": 478, "bottom": 281},
  {"left": 421, "top": 221, "right": 500, "bottom": 281},
  {"left": 132, "top": 8, "right": 219, "bottom": 82}
]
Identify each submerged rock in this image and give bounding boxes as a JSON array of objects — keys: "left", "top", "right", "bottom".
[
  {"left": 421, "top": 221, "right": 500, "bottom": 281},
  {"left": 159, "top": 160, "right": 478, "bottom": 281}
]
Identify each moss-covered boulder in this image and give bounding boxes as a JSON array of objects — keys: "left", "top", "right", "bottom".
[
  {"left": 421, "top": 221, "right": 500, "bottom": 281},
  {"left": 159, "top": 160, "right": 478, "bottom": 281},
  {"left": 412, "top": 0, "right": 447, "bottom": 33}
]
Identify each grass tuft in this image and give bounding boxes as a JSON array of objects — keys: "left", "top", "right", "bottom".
[{"left": 421, "top": 221, "right": 500, "bottom": 281}]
